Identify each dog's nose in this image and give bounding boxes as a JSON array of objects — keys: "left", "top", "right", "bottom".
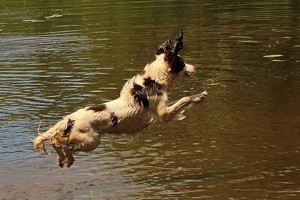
[
  {"left": 184, "top": 63, "right": 196, "bottom": 76},
  {"left": 191, "top": 64, "right": 196, "bottom": 71}
]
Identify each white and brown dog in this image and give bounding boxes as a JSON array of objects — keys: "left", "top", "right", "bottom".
[{"left": 33, "top": 33, "right": 208, "bottom": 167}]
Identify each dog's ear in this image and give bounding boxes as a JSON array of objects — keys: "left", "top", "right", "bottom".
[
  {"left": 173, "top": 31, "right": 184, "bottom": 55},
  {"left": 156, "top": 32, "right": 183, "bottom": 55},
  {"left": 156, "top": 40, "right": 173, "bottom": 55}
]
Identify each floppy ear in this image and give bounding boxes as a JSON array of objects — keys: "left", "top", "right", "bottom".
[
  {"left": 156, "top": 40, "right": 173, "bottom": 55},
  {"left": 173, "top": 32, "right": 184, "bottom": 55}
]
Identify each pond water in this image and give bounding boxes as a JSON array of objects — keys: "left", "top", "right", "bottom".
[{"left": 0, "top": 0, "right": 299, "bottom": 199}]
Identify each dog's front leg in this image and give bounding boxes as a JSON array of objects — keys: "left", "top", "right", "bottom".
[{"left": 158, "top": 91, "right": 208, "bottom": 123}]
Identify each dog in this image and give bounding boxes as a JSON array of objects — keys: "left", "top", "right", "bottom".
[{"left": 33, "top": 32, "right": 208, "bottom": 167}]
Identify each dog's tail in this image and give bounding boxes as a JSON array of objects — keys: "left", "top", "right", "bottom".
[
  {"left": 32, "top": 125, "right": 54, "bottom": 155},
  {"left": 32, "top": 118, "right": 73, "bottom": 154}
]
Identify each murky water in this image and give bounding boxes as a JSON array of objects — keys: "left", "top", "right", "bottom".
[{"left": 1, "top": 0, "right": 299, "bottom": 199}]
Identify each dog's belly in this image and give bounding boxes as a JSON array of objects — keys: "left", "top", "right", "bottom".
[
  {"left": 103, "top": 114, "right": 153, "bottom": 134},
  {"left": 96, "top": 98, "right": 153, "bottom": 134},
  {"left": 68, "top": 103, "right": 153, "bottom": 135}
]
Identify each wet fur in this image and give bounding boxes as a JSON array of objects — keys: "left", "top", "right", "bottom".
[{"left": 33, "top": 33, "right": 208, "bottom": 167}]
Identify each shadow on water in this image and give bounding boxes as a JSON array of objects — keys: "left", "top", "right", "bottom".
[{"left": 0, "top": 0, "right": 299, "bottom": 199}]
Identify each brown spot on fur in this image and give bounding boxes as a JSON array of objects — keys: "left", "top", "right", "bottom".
[
  {"left": 110, "top": 113, "right": 118, "bottom": 127},
  {"left": 131, "top": 84, "right": 149, "bottom": 108},
  {"left": 87, "top": 104, "right": 106, "bottom": 112},
  {"left": 164, "top": 53, "right": 185, "bottom": 74},
  {"left": 143, "top": 77, "right": 163, "bottom": 96},
  {"left": 63, "top": 119, "right": 75, "bottom": 137},
  {"left": 131, "top": 79, "right": 163, "bottom": 108}
]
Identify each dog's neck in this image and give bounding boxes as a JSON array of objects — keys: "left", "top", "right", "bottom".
[
  {"left": 119, "top": 73, "right": 169, "bottom": 101},
  {"left": 142, "top": 55, "right": 173, "bottom": 88},
  {"left": 119, "top": 55, "right": 173, "bottom": 102}
]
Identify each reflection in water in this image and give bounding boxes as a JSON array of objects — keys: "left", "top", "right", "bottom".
[{"left": 0, "top": 0, "right": 299, "bottom": 199}]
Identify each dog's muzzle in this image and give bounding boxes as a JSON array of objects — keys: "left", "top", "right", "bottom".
[{"left": 184, "top": 63, "right": 196, "bottom": 76}]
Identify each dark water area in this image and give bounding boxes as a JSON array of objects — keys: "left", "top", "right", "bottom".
[{"left": 0, "top": 0, "right": 299, "bottom": 199}]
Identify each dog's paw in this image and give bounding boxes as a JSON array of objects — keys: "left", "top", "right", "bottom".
[
  {"left": 190, "top": 91, "right": 208, "bottom": 103},
  {"left": 173, "top": 110, "right": 187, "bottom": 121}
]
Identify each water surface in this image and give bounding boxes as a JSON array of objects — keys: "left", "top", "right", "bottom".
[{"left": 0, "top": 0, "right": 299, "bottom": 199}]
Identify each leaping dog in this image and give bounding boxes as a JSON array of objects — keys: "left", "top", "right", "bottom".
[{"left": 33, "top": 32, "right": 208, "bottom": 167}]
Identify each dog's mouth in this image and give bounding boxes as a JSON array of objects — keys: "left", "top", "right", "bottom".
[{"left": 184, "top": 70, "right": 195, "bottom": 76}]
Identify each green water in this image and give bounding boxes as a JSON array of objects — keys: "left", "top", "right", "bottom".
[{"left": 0, "top": 0, "right": 299, "bottom": 199}]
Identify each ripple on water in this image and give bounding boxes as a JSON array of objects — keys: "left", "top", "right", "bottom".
[{"left": 0, "top": 32, "right": 113, "bottom": 160}]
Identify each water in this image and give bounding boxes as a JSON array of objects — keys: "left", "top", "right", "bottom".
[{"left": 0, "top": 0, "right": 299, "bottom": 199}]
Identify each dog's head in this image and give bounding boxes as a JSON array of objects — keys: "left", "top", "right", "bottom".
[{"left": 155, "top": 32, "right": 196, "bottom": 77}]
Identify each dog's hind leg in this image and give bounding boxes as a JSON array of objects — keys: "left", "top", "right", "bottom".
[
  {"left": 51, "top": 144, "right": 66, "bottom": 167},
  {"left": 63, "top": 144, "right": 74, "bottom": 167},
  {"left": 158, "top": 91, "right": 208, "bottom": 123}
]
